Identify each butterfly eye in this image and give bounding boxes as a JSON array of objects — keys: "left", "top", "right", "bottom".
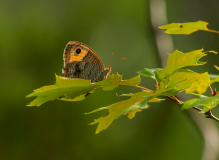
[{"left": 76, "top": 48, "right": 81, "bottom": 54}]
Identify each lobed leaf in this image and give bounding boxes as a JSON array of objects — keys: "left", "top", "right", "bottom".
[
  {"left": 86, "top": 70, "right": 210, "bottom": 134},
  {"left": 85, "top": 91, "right": 159, "bottom": 134},
  {"left": 159, "top": 21, "right": 209, "bottom": 35},
  {"left": 26, "top": 75, "right": 96, "bottom": 106},
  {"left": 154, "top": 69, "right": 210, "bottom": 96},
  {"left": 200, "top": 66, "right": 219, "bottom": 94},
  {"left": 182, "top": 94, "right": 219, "bottom": 113},
  {"left": 156, "top": 49, "right": 207, "bottom": 82},
  {"left": 26, "top": 74, "right": 141, "bottom": 106},
  {"left": 184, "top": 71, "right": 210, "bottom": 94}
]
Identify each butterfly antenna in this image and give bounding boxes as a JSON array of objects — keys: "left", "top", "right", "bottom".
[{"left": 108, "top": 53, "right": 113, "bottom": 68}]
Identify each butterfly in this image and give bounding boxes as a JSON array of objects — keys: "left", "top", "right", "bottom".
[{"left": 62, "top": 41, "right": 111, "bottom": 83}]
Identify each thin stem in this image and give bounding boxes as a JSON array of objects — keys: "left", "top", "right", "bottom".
[
  {"left": 128, "top": 85, "right": 154, "bottom": 93},
  {"left": 171, "top": 96, "right": 183, "bottom": 105},
  {"left": 209, "top": 85, "right": 214, "bottom": 96},
  {"left": 205, "top": 110, "right": 219, "bottom": 122},
  {"left": 208, "top": 29, "right": 219, "bottom": 34},
  {"left": 192, "top": 106, "right": 202, "bottom": 112}
]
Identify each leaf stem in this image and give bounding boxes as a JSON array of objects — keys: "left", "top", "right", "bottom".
[
  {"left": 129, "top": 85, "right": 154, "bottom": 93},
  {"left": 167, "top": 96, "right": 183, "bottom": 105},
  {"left": 208, "top": 29, "right": 219, "bottom": 34},
  {"left": 209, "top": 85, "right": 214, "bottom": 96}
]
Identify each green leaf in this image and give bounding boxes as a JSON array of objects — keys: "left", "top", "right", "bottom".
[
  {"left": 182, "top": 94, "right": 219, "bottom": 113},
  {"left": 154, "top": 70, "right": 210, "bottom": 96},
  {"left": 214, "top": 65, "right": 219, "bottom": 70},
  {"left": 210, "top": 78, "right": 219, "bottom": 85},
  {"left": 86, "top": 69, "right": 209, "bottom": 133},
  {"left": 185, "top": 72, "right": 210, "bottom": 94},
  {"left": 200, "top": 66, "right": 219, "bottom": 93},
  {"left": 159, "top": 21, "right": 209, "bottom": 35},
  {"left": 137, "top": 68, "right": 162, "bottom": 79},
  {"left": 209, "top": 74, "right": 219, "bottom": 79},
  {"left": 26, "top": 74, "right": 141, "bottom": 106},
  {"left": 156, "top": 49, "right": 207, "bottom": 82},
  {"left": 193, "top": 77, "right": 219, "bottom": 95},
  {"left": 85, "top": 91, "right": 155, "bottom": 134},
  {"left": 87, "top": 71, "right": 210, "bottom": 133},
  {"left": 26, "top": 75, "right": 98, "bottom": 106}
]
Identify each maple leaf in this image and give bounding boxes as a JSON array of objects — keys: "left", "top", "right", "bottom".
[
  {"left": 85, "top": 91, "right": 164, "bottom": 134},
  {"left": 26, "top": 74, "right": 141, "bottom": 106},
  {"left": 156, "top": 49, "right": 207, "bottom": 82},
  {"left": 152, "top": 69, "right": 209, "bottom": 96},
  {"left": 182, "top": 94, "right": 219, "bottom": 113},
  {"left": 198, "top": 65, "right": 219, "bottom": 94},
  {"left": 85, "top": 70, "right": 210, "bottom": 133}
]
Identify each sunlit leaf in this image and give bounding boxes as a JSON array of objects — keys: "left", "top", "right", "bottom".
[
  {"left": 156, "top": 49, "right": 207, "bottom": 82},
  {"left": 87, "top": 68, "right": 202, "bottom": 133},
  {"left": 185, "top": 72, "right": 210, "bottom": 94},
  {"left": 182, "top": 94, "right": 219, "bottom": 113},
  {"left": 85, "top": 91, "right": 155, "bottom": 134},
  {"left": 26, "top": 76, "right": 96, "bottom": 106},
  {"left": 159, "top": 21, "right": 209, "bottom": 35},
  {"left": 127, "top": 109, "right": 142, "bottom": 119},
  {"left": 214, "top": 65, "right": 219, "bottom": 70},
  {"left": 153, "top": 69, "right": 210, "bottom": 96},
  {"left": 87, "top": 69, "right": 210, "bottom": 133},
  {"left": 200, "top": 67, "right": 219, "bottom": 93},
  {"left": 26, "top": 74, "right": 141, "bottom": 106},
  {"left": 148, "top": 98, "right": 165, "bottom": 102}
]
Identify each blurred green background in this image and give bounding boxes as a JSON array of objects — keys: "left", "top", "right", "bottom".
[{"left": 1, "top": 0, "right": 219, "bottom": 159}]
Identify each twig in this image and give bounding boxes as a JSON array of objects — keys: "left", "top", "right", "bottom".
[
  {"left": 205, "top": 110, "right": 219, "bottom": 122},
  {"left": 131, "top": 85, "right": 219, "bottom": 123},
  {"left": 167, "top": 96, "right": 219, "bottom": 123},
  {"left": 208, "top": 29, "right": 219, "bottom": 34},
  {"left": 209, "top": 85, "right": 214, "bottom": 96},
  {"left": 129, "top": 85, "right": 154, "bottom": 93}
]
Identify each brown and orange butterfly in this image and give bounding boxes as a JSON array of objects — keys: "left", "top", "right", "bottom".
[{"left": 62, "top": 41, "right": 111, "bottom": 82}]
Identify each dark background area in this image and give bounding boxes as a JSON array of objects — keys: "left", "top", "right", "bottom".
[{"left": 1, "top": 0, "right": 219, "bottom": 159}]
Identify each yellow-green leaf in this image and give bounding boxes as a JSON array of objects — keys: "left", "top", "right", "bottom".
[
  {"left": 86, "top": 69, "right": 210, "bottom": 133},
  {"left": 26, "top": 75, "right": 96, "bottom": 106},
  {"left": 26, "top": 74, "right": 141, "bottom": 106},
  {"left": 85, "top": 91, "right": 154, "bottom": 134},
  {"left": 159, "top": 21, "right": 209, "bottom": 35},
  {"left": 154, "top": 70, "right": 210, "bottom": 96},
  {"left": 182, "top": 94, "right": 219, "bottom": 113},
  {"left": 214, "top": 65, "right": 219, "bottom": 70},
  {"left": 127, "top": 109, "right": 142, "bottom": 119},
  {"left": 185, "top": 72, "right": 210, "bottom": 94},
  {"left": 156, "top": 49, "right": 207, "bottom": 82}
]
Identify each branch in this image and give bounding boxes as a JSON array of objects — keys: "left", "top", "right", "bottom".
[
  {"left": 167, "top": 96, "right": 219, "bottom": 123},
  {"left": 131, "top": 84, "right": 219, "bottom": 122}
]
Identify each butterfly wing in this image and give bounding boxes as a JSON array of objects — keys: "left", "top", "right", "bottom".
[{"left": 62, "top": 41, "right": 110, "bottom": 82}]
